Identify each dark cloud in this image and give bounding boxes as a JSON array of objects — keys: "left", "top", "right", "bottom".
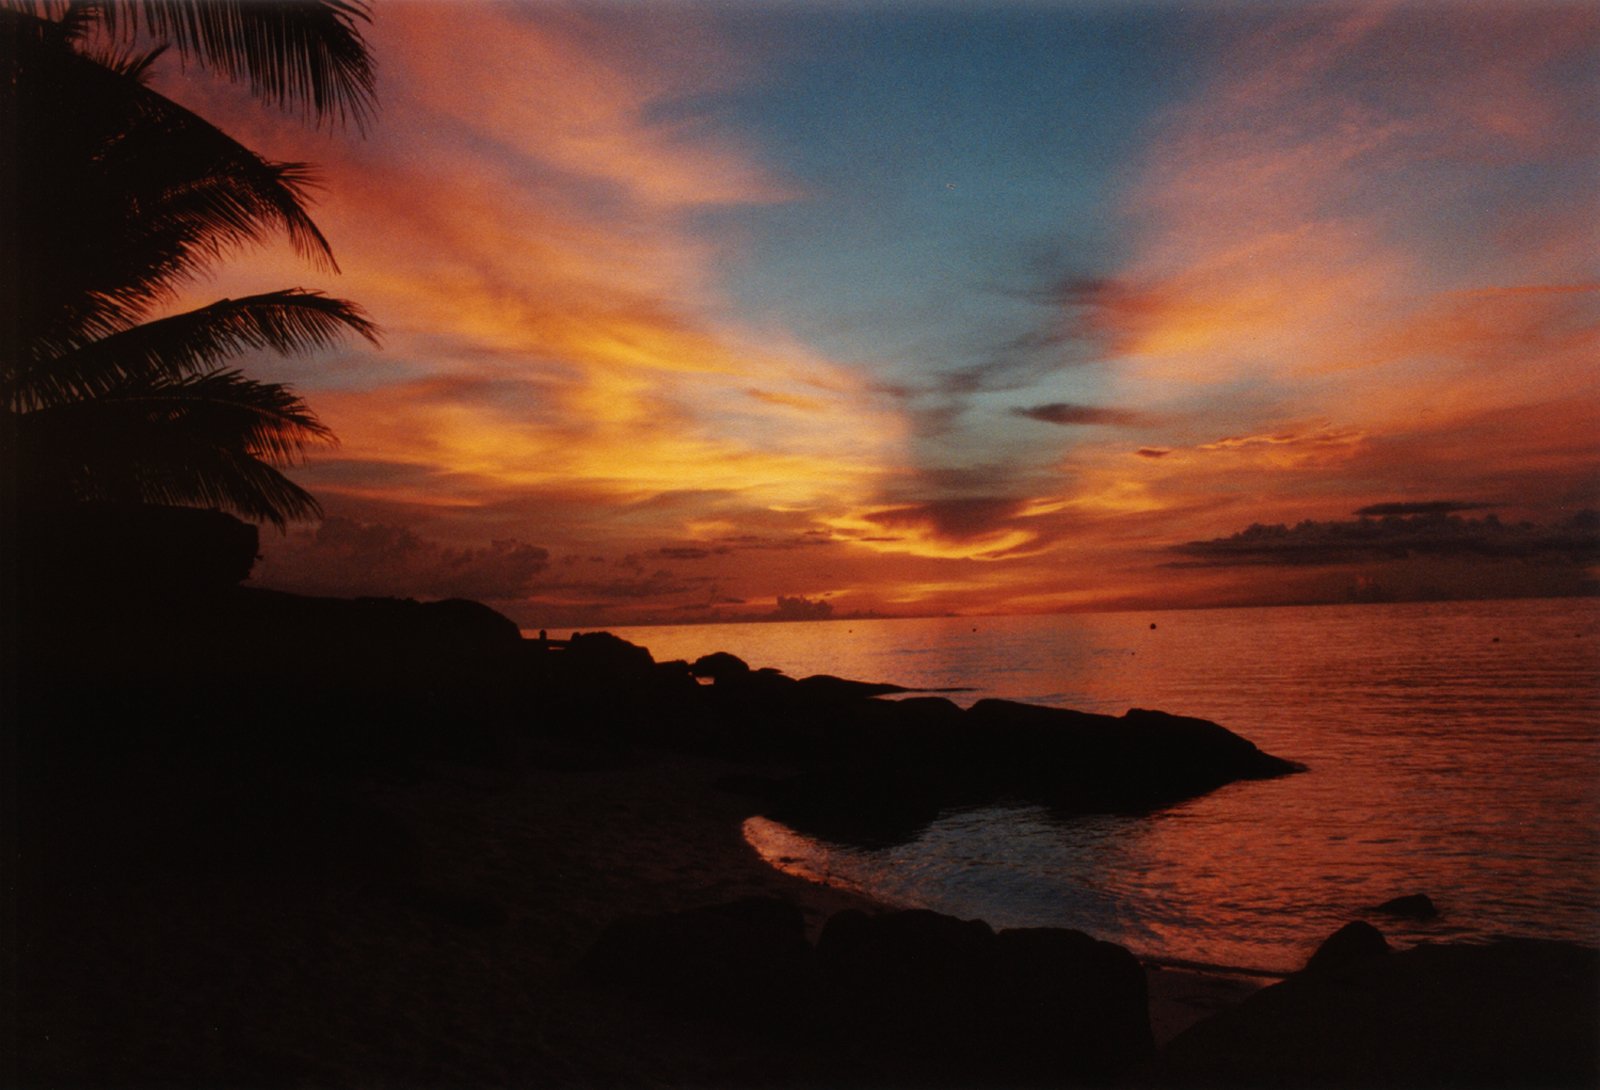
[
  {"left": 1171, "top": 510, "right": 1600, "bottom": 568},
  {"left": 1012, "top": 402, "right": 1145, "bottom": 427},
  {"left": 929, "top": 320, "right": 1099, "bottom": 401},
  {"left": 257, "top": 517, "right": 550, "bottom": 601},
  {"left": 523, "top": 568, "right": 723, "bottom": 627},
  {"left": 619, "top": 544, "right": 736, "bottom": 569},
  {"left": 1354, "top": 501, "right": 1494, "bottom": 517},
  {"left": 889, "top": 465, "right": 1028, "bottom": 498},
  {"left": 1136, "top": 447, "right": 1172, "bottom": 459},
  {"left": 712, "top": 530, "right": 836, "bottom": 551},
  {"left": 652, "top": 545, "right": 728, "bottom": 561},
  {"left": 1014, "top": 273, "right": 1153, "bottom": 356},
  {"left": 769, "top": 595, "right": 834, "bottom": 621},
  {"left": 874, "top": 266, "right": 1123, "bottom": 434},
  {"left": 563, "top": 569, "right": 710, "bottom": 601},
  {"left": 1005, "top": 271, "right": 1119, "bottom": 309},
  {"left": 864, "top": 496, "right": 1026, "bottom": 540},
  {"left": 909, "top": 402, "right": 967, "bottom": 439}
]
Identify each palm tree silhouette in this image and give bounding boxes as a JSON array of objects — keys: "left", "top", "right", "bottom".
[
  {"left": 1, "top": 2, "right": 377, "bottom": 527},
  {"left": 86, "top": 0, "right": 377, "bottom": 131}
]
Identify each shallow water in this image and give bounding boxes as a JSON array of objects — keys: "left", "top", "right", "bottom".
[{"left": 607, "top": 598, "right": 1600, "bottom": 972}]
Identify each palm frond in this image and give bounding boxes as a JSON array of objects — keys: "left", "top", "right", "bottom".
[
  {"left": 92, "top": 0, "right": 376, "bottom": 132},
  {"left": 3, "top": 12, "right": 342, "bottom": 358},
  {"left": 13, "top": 370, "right": 337, "bottom": 525},
  {"left": 9, "top": 291, "right": 378, "bottom": 411},
  {"left": 0, "top": 3, "right": 375, "bottom": 528}
]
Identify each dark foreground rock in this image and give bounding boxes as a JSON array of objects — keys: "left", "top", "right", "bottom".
[
  {"left": 580, "top": 902, "right": 1153, "bottom": 1086},
  {"left": 1147, "top": 933, "right": 1600, "bottom": 1088},
  {"left": 757, "top": 698, "right": 1303, "bottom": 847},
  {"left": 1371, "top": 892, "right": 1440, "bottom": 919},
  {"left": 818, "top": 909, "right": 1153, "bottom": 1084},
  {"left": 1302, "top": 920, "right": 1391, "bottom": 975}
]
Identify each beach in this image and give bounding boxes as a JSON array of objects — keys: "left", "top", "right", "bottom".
[{"left": 13, "top": 729, "right": 1265, "bottom": 1086}]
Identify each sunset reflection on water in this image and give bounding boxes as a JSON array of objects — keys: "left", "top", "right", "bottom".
[{"left": 629, "top": 599, "right": 1600, "bottom": 972}]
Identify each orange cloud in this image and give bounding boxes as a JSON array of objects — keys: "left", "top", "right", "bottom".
[
  {"left": 1055, "top": 4, "right": 1599, "bottom": 554},
  {"left": 377, "top": 4, "right": 797, "bottom": 210},
  {"left": 151, "top": 2, "right": 916, "bottom": 563}
]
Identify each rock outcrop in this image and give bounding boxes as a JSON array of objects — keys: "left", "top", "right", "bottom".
[
  {"left": 1148, "top": 934, "right": 1600, "bottom": 1087},
  {"left": 1371, "top": 892, "right": 1440, "bottom": 920},
  {"left": 753, "top": 697, "right": 1303, "bottom": 848},
  {"left": 815, "top": 909, "right": 1153, "bottom": 1083},
  {"left": 581, "top": 902, "right": 1154, "bottom": 1085},
  {"left": 1302, "top": 920, "right": 1391, "bottom": 975}
]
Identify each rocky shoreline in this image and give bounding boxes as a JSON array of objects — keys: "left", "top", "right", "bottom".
[{"left": 5, "top": 511, "right": 1597, "bottom": 1086}]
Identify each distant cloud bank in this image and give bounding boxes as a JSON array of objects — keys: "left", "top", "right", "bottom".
[{"left": 1173, "top": 509, "right": 1600, "bottom": 568}]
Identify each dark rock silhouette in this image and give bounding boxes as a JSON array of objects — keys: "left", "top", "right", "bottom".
[
  {"left": 814, "top": 908, "right": 1153, "bottom": 1083},
  {"left": 793, "top": 673, "right": 908, "bottom": 702},
  {"left": 1302, "top": 920, "right": 1391, "bottom": 975},
  {"left": 992, "top": 927, "right": 1153, "bottom": 1079},
  {"left": 691, "top": 650, "right": 751, "bottom": 682},
  {"left": 566, "top": 629, "right": 657, "bottom": 673},
  {"left": 758, "top": 698, "right": 1302, "bottom": 848},
  {"left": 1372, "top": 892, "right": 1439, "bottom": 919},
  {"left": 577, "top": 901, "right": 1156, "bottom": 1084},
  {"left": 1149, "top": 938, "right": 1600, "bottom": 1087}
]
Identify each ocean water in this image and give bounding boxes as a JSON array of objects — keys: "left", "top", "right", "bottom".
[{"left": 606, "top": 599, "right": 1600, "bottom": 973}]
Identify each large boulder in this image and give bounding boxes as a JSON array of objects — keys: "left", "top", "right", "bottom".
[
  {"left": 690, "top": 651, "right": 751, "bottom": 682},
  {"left": 762, "top": 698, "right": 1302, "bottom": 848},
  {"left": 1149, "top": 937, "right": 1600, "bottom": 1087},
  {"left": 1303, "top": 920, "right": 1390, "bottom": 975},
  {"left": 794, "top": 674, "right": 909, "bottom": 703},
  {"left": 564, "top": 631, "right": 656, "bottom": 679},
  {"left": 1371, "top": 893, "right": 1439, "bottom": 920},
  {"left": 991, "top": 926, "right": 1155, "bottom": 1080},
  {"left": 964, "top": 700, "right": 1303, "bottom": 812},
  {"left": 816, "top": 908, "right": 1152, "bottom": 1083}
]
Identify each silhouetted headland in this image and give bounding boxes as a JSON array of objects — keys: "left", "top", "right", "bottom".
[{"left": 5, "top": 504, "right": 1594, "bottom": 1087}]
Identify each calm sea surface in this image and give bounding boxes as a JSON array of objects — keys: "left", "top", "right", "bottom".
[{"left": 605, "top": 599, "right": 1600, "bottom": 973}]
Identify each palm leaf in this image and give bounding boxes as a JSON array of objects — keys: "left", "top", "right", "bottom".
[
  {"left": 0, "top": 4, "right": 377, "bottom": 529},
  {"left": 13, "top": 370, "right": 337, "bottom": 525},
  {"left": 9, "top": 291, "right": 378, "bottom": 410},
  {"left": 3, "top": 10, "right": 341, "bottom": 362},
  {"left": 79, "top": 0, "right": 376, "bottom": 130}
]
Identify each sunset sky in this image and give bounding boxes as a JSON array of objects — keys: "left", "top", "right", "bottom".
[{"left": 157, "top": 1, "right": 1599, "bottom": 627}]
